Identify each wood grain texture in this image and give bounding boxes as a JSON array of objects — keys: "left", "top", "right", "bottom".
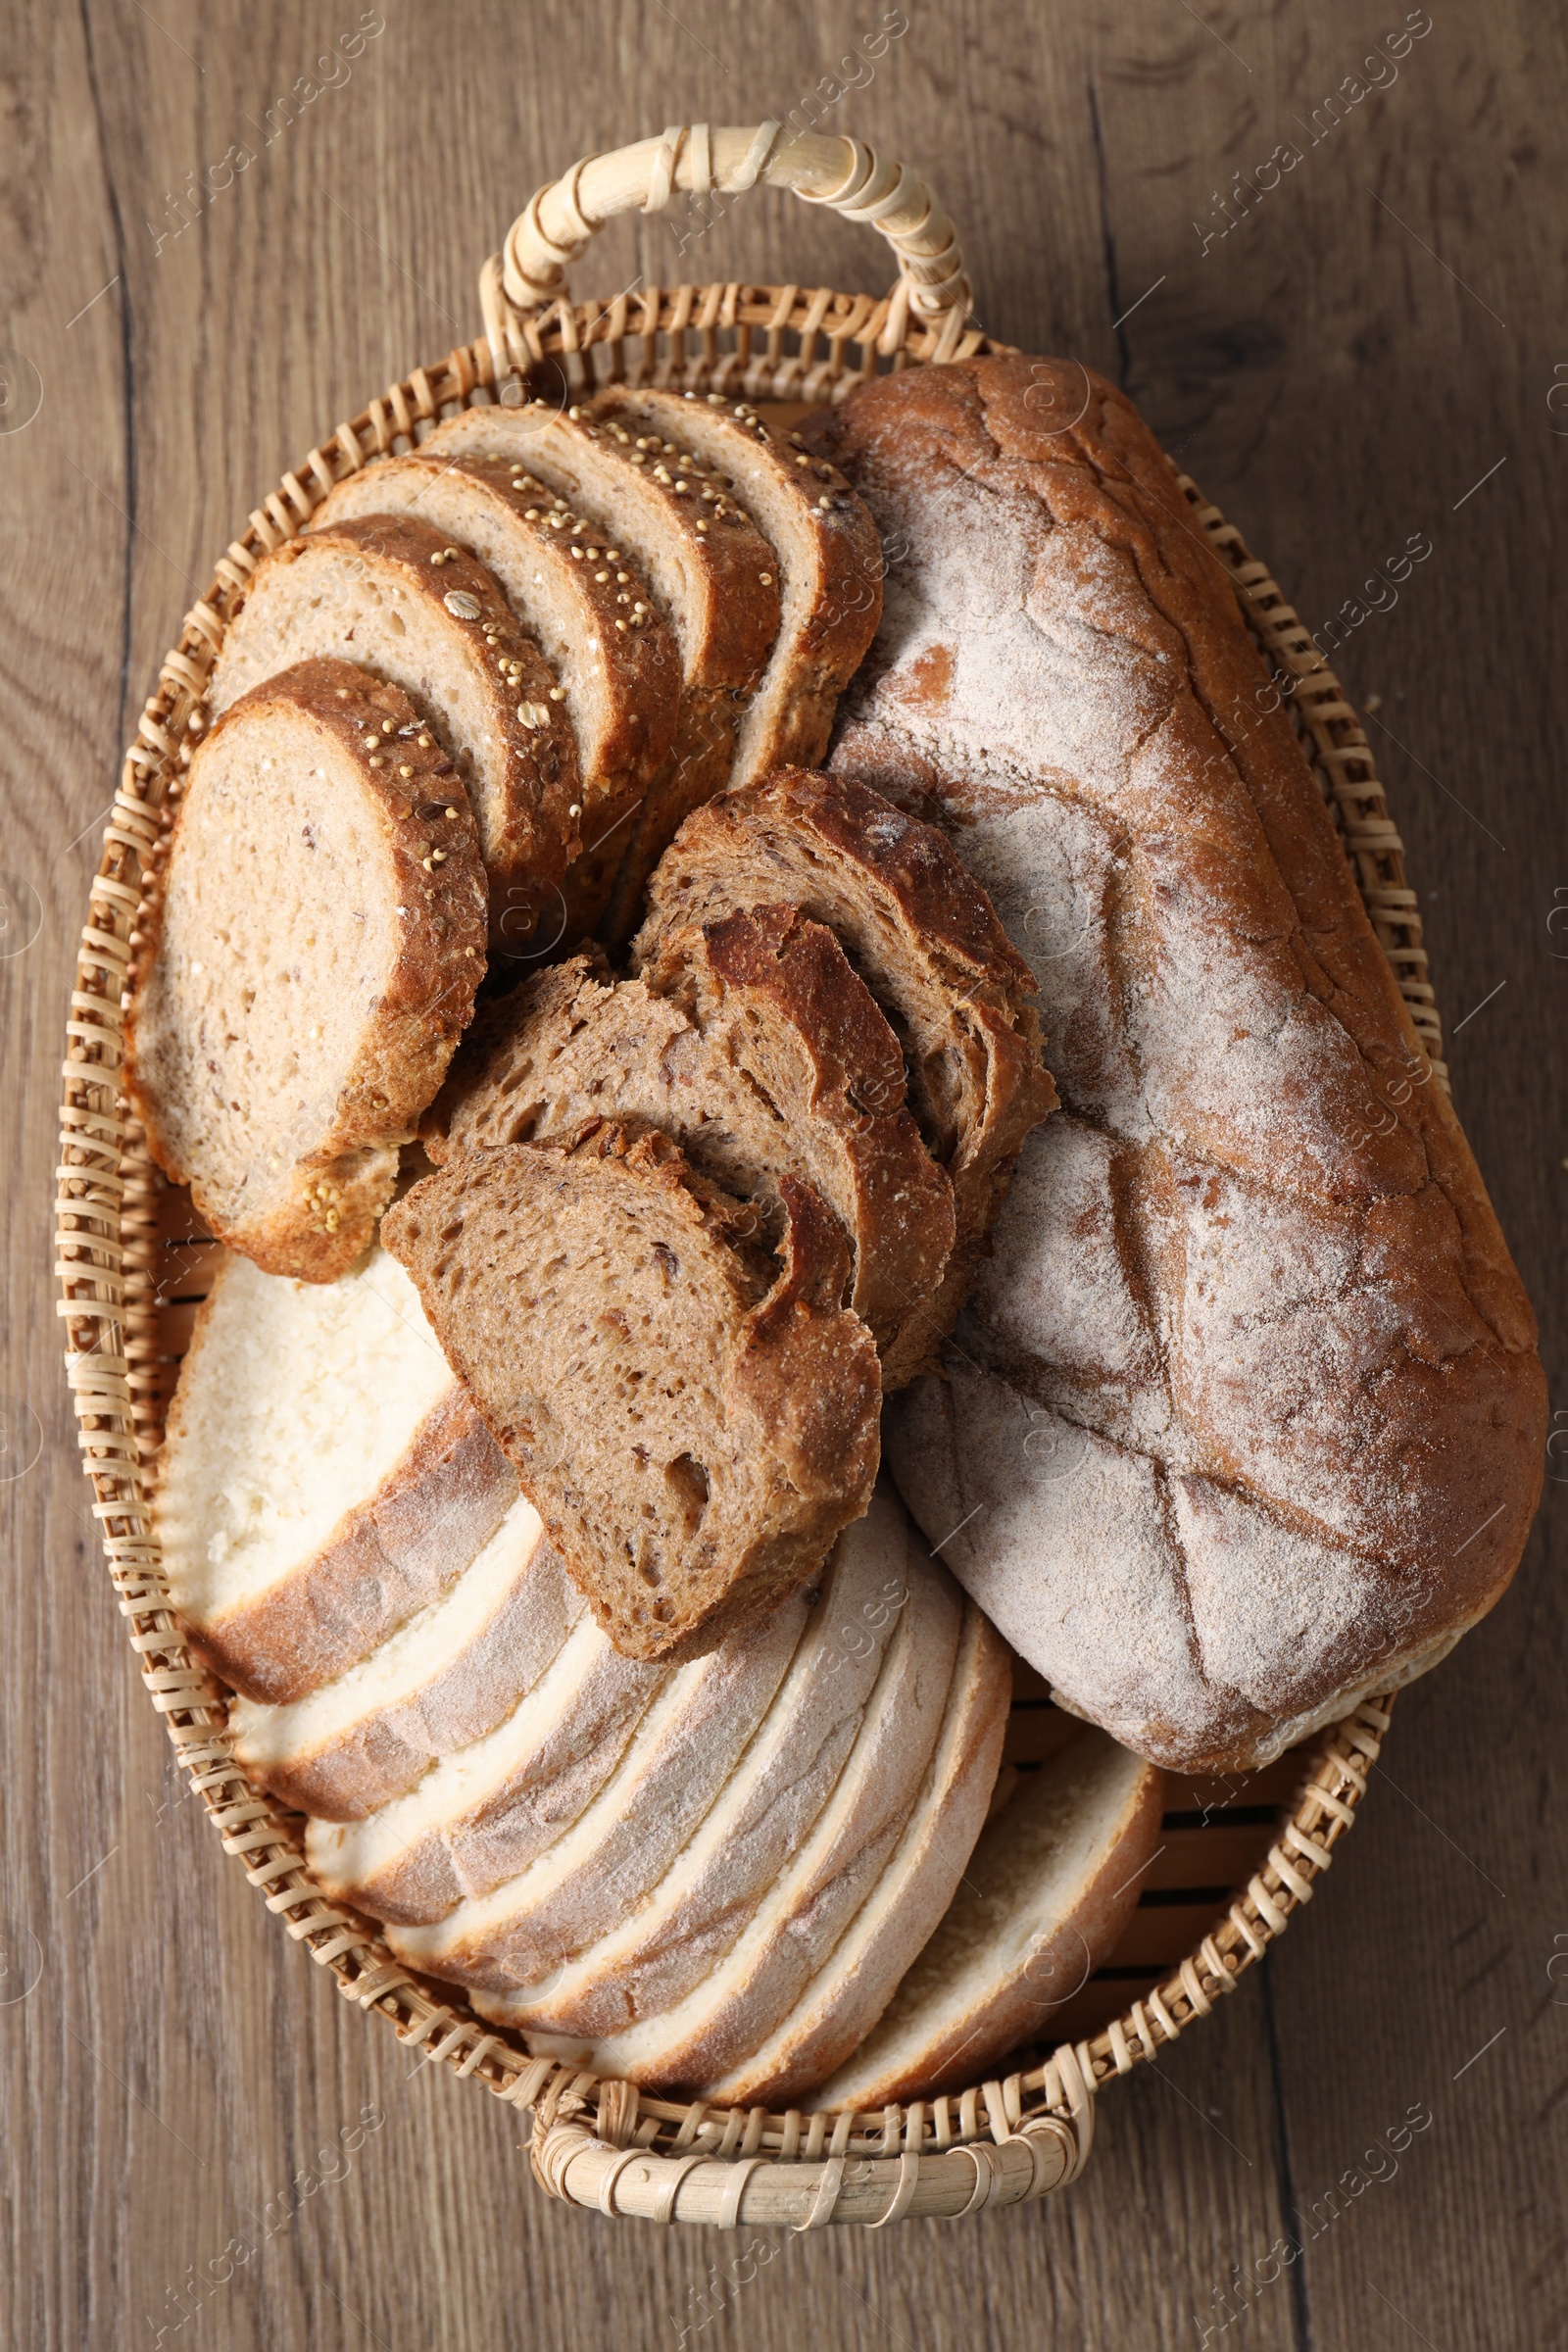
[{"left": 2, "top": 2, "right": 1564, "bottom": 2345}]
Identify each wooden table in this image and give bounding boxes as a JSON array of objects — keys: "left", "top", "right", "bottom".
[{"left": 4, "top": 4, "right": 1563, "bottom": 2344}]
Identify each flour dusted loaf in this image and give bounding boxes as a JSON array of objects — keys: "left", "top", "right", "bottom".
[
  {"left": 381, "top": 1121, "right": 882, "bottom": 1659},
  {"left": 125, "top": 659, "right": 486, "bottom": 1282},
  {"left": 802, "top": 354, "right": 1547, "bottom": 1770}
]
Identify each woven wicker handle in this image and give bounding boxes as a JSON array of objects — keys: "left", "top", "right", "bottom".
[{"left": 480, "top": 122, "right": 972, "bottom": 369}]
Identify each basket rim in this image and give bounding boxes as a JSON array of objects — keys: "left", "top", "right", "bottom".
[{"left": 56, "top": 286, "right": 1437, "bottom": 2231}]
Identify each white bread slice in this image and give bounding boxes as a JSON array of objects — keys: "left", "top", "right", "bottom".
[
  {"left": 588, "top": 388, "right": 883, "bottom": 795},
  {"left": 472, "top": 1482, "right": 955, "bottom": 2046},
  {"left": 808, "top": 1728, "right": 1164, "bottom": 2110},
  {"left": 386, "top": 1584, "right": 810, "bottom": 1996},
  {"left": 420, "top": 403, "right": 779, "bottom": 939},
  {"left": 209, "top": 512, "right": 582, "bottom": 941},
  {"left": 705, "top": 1596, "right": 1012, "bottom": 2106},
  {"left": 155, "top": 1245, "right": 515, "bottom": 1704},
  {"left": 312, "top": 453, "right": 680, "bottom": 941},
  {"left": 228, "top": 1498, "right": 579, "bottom": 1819},
  {"left": 124, "top": 659, "right": 486, "bottom": 1282},
  {"left": 304, "top": 1611, "right": 667, "bottom": 1925}
]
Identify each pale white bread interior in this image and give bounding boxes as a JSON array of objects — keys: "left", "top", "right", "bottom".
[
  {"left": 385, "top": 1585, "right": 810, "bottom": 1998},
  {"left": 808, "top": 1724, "right": 1162, "bottom": 2112},
  {"left": 229, "top": 1498, "right": 579, "bottom": 1820},
  {"left": 155, "top": 1246, "right": 519, "bottom": 1704},
  {"left": 420, "top": 403, "right": 781, "bottom": 939},
  {"left": 208, "top": 511, "right": 582, "bottom": 931},
  {"left": 303, "top": 1610, "right": 667, "bottom": 1926},
  {"left": 587, "top": 386, "right": 883, "bottom": 795},
  {"left": 311, "top": 452, "right": 680, "bottom": 941},
  {"left": 123, "top": 661, "right": 486, "bottom": 1282}
]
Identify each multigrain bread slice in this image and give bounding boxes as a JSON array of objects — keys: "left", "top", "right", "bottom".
[
  {"left": 229, "top": 1500, "right": 579, "bottom": 1819},
  {"left": 381, "top": 1122, "right": 881, "bottom": 1660},
  {"left": 808, "top": 1727, "right": 1163, "bottom": 2109},
  {"left": 125, "top": 659, "right": 486, "bottom": 1281},
  {"left": 707, "top": 1595, "right": 1015, "bottom": 2107},
  {"left": 634, "top": 767, "right": 1058, "bottom": 1382},
  {"left": 587, "top": 385, "right": 883, "bottom": 796},
  {"left": 422, "top": 907, "right": 956, "bottom": 1375},
  {"left": 313, "top": 453, "right": 680, "bottom": 942},
  {"left": 421, "top": 403, "right": 779, "bottom": 939},
  {"left": 154, "top": 1245, "right": 515, "bottom": 1704},
  {"left": 209, "top": 512, "right": 581, "bottom": 940}
]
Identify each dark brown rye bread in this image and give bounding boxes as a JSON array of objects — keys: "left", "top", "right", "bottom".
[
  {"left": 422, "top": 906, "right": 956, "bottom": 1381},
  {"left": 633, "top": 767, "right": 1058, "bottom": 1381},
  {"left": 380, "top": 1122, "right": 882, "bottom": 1661}
]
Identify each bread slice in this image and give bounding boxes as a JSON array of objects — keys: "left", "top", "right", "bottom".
[
  {"left": 228, "top": 1498, "right": 579, "bottom": 1819},
  {"left": 125, "top": 659, "right": 486, "bottom": 1281},
  {"left": 420, "top": 403, "right": 780, "bottom": 939},
  {"left": 704, "top": 1595, "right": 1014, "bottom": 2107},
  {"left": 154, "top": 1245, "right": 515, "bottom": 1704},
  {"left": 423, "top": 906, "right": 956, "bottom": 1375},
  {"left": 467, "top": 1481, "right": 940, "bottom": 2034},
  {"left": 312, "top": 452, "right": 680, "bottom": 941},
  {"left": 380, "top": 1121, "right": 882, "bottom": 1660},
  {"left": 588, "top": 387, "right": 883, "bottom": 794},
  {"left": 633, "top": 767, "right": 1059, "bottom": 1383},
  {"left": 385, "top": 1585, "right": 810, "bottom": 1996},
  {"left": 808, "top": 1728, "right": 1163, "bottom": 2110},
  {"left": 304, "top": 1610, "right": 668, "bottom": 1924},
  {"left": 209, "top": 513, "right": 582, "bottom": 941}
]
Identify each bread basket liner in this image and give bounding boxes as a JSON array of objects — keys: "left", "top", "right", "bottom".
[{"left": 56, "top": 123, "right": 1440, "bottom": 2230}]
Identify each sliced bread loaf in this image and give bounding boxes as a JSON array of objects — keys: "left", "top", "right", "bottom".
[
  {"left": 808, "top": 1727, "right": 1163, "bottom": 2109},
  {"left": 209, "top": 513, "right": 582, "bottom": 940},
  {"left": 154, "top": 1244, "right": 515, "bottom": 1704},
  {"left": 125, "top": 659, "right": 486, "bottom": 1281},
  {"left": 422, "top": 906, "right": 956, "bottom": 1374},
  {"left": 228, "top": 1498, "right": 579, "bottom": 1818},
  {"left": 380, "top": 1121, "right": 882, "bottom": 1660},
  {"left": 420, "top": 403, "right": 780, "bottom": 938},
  {"left": 312, "top": 454, "right": 680, "bottom": 942},
  {"left": 633, "top": 767, "right": 1058, "bottom": 1383}
]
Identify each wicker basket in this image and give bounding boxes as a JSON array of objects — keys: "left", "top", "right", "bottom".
[{"left": 56, "top": 124, "right": 1446, "bottom": 2231}]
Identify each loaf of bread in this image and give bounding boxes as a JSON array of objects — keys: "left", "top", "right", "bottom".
[
  {"left": 801, "top": 355, "right": 1546, "bottom": 1770},
  {"left": 125, "top": 658, "right": 487, "bottom": 1282}
]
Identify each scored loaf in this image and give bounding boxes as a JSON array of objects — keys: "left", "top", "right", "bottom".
[
  {"left": 312, "top": 452, "right": 681, "bottom": 943},
  {"left": 381, "top": 1121, "right": 882, "bottom": 1660},
  {"left": 422, "top": 905, "right": 956, "bottom": 1376},
  {"left": 633, "top": 766, "right": 1059, "bottom": 1384},
  {"left": 209, "top": 511, "right": 582, "bottom": 939},
  {"left": 124, "top": 658, "right": 487, "bottom": 1283},
  {"left": 804, "top": 354, "right": 1547, "bottom": 1770}
]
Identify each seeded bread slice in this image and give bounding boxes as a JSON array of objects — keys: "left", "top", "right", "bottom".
[
  {"left": 229, "top": 1498, "right": 580, "bottom": 1819},
  {"left": 634, "top": 767, "right": 1059, "bottom": 1382},
  {"left": 589, "top": 387, "right": 883, "bottom": 793},
  {"left": 423, "top": 906, "right": 956, "bottom": 1376},
  {"left": 125, "top": 659, "right": 486, "bottom": 1283},
  {"left": 209, "top": 513, "right": 581, "bottom": 941},
  {"left": 154, "top": 1245, "right": 516, "bottom": 1705},
  {"left": 313, "top": 453, "right": 680, "bottom": 943},
  {"left": 381, "top": 1122, "right": 881, "bottom": 1659},
  {"left": 421, "top": 403, "right": 780, "bottom": 940},
  {"left": 808, "top": 1728, "right": 1162, "bottom": 2109}
]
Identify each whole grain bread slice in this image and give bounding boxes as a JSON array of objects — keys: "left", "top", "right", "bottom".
[
  {"left": 312, "top": 453, "right": 680, "bottom": 942},
  {"left": 380, "top": 1121, "right": 882, "bottom": 1659},
  {"left": 634, "top": 766, "right": 1058, "bottom": 1381},
  {"left": 421, "top": 403, "right": 780, "bottom": 939},
  {"left": 808, "top": 1726, "right": 1163, "bottom": 2110},
  {"left": 209, "top": 513, "right": 581, "bottom": 942},
  {"left": 125, "top": 658, "right": 486, "bottom": 1283},
  {"left": 422, "top": 906, "right": 956, "bottom": 1376},
  {"left": 154, "top": 1244, "right": 516, "bottom": 1705}
]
